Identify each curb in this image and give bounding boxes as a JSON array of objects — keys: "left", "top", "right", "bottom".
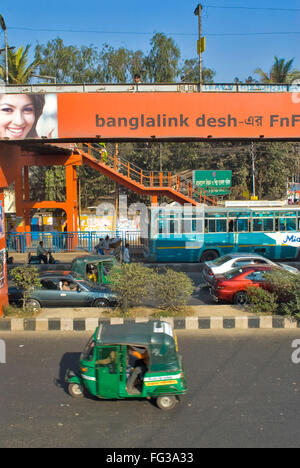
[{"left": 0, "top": 316, "right": 299, "bottom": 331}]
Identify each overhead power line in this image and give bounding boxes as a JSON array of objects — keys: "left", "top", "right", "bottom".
[
  {"left": 8, "top": 26, "right": 300, "bottom": 37},
  {"left": 204, "top": 5, "right": 300, "bottom": 12}
]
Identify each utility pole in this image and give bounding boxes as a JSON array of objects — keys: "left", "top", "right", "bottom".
[
  {"left": 251, "top": 142, "right": 256, "bottom": 197},
  {"left": 194, "top": 4, "right": 203, "bottom": 85},
  {"left": 159, "top": 142, "right": 163, "bottom": 172}
]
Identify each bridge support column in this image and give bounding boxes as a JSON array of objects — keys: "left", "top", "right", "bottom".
[
  {"left": 0, "top": 190, "right": 8, "bottom": 316},
  {"left": 65, "top": 164, "right": 78, "bottom": 249},
  {"left": 15, "top": 163, "right": 25, "bottom": 234},
  {"left": 23, "top": 167, "right": 31, "bottom": 235},
  {"left": 151, "top": 196, "right": 158, "bottom": 206}
]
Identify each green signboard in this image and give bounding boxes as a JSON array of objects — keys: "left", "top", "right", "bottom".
[{"left": 193, "top": 170, "right": 232, "bottom": 196}]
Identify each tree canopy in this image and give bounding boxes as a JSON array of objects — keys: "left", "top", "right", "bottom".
[
  {"left": 0, "top": 45, "right": 41, "bottom": 84},
  {"left": 255, "top": 56, "right": 298, "bottom": 84}
]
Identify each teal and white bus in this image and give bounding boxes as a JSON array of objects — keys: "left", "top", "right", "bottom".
[{"left": 143, "top": 205, "right": 300, "bottom": 263}]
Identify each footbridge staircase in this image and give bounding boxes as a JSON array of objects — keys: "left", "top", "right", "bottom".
[{"left": 75, "top": 143, "right": 217, "bottom": 206}]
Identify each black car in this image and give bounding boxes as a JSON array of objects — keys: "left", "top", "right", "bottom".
[{"left": 8, "top": 272, "right": 117, "bottom": 311}]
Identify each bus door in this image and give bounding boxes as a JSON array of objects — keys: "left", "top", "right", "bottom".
[{"left": 96, "top": 346, "right": 121, "bottom": 398}]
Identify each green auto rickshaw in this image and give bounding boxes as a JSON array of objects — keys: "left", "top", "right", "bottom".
[
  {"left": 71, "top": 255, "right": 116, "bottom": 285},
  {"left": 65, "top": 321, "right": 188, "bottom": 410}
]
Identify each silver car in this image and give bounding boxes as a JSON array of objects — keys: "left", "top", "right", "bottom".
[{"left": 202, "top": 253, "right": 299, "bottom": 285}]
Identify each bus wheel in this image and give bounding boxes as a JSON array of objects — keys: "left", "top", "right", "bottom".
[
  {"left": 156, "top": 395, "right": 177, "bottom": 411},
  {"left": 200, "top": 250, "right": 219, "bottom": 263},
  {"left": 233, "top": 291, "right": 248, "bottom": 306}
]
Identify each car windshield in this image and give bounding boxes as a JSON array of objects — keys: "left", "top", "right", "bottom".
[
  {"left": 223, "top": 268, "right": 246, "bottom": 279},
  {"left": 210, "top": 255, "right": 233, "bottom": 266}
]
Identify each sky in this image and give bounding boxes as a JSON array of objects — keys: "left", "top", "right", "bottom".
[{"left": 0, "top": 0, "right": 299, "bottom": 83}]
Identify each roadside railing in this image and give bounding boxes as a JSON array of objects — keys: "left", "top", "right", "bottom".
[{"left": 6, "top": 231, "right": 142, "bottom": 254}]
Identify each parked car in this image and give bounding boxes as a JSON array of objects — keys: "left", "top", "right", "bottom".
[
  {"left": 203, "top": 253, "right": 299, "bottom": 285},
  {"left": 210, "top": 264, "right": 279, "bottom": 306},
  {"left": 8, "top": 272, "right": 117, "bottom": 312}
]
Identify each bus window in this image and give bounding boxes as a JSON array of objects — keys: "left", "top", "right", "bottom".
[
  {"left": 206, "top": 220, "right": 216, "bottom": 232},
  {"left": 205, "top": 219, "right": 216, "bottom": 233},
  {"left": 237, "top": 219, "right": 250, "bottom": 232},
  {"left": 228, "top": 219, "right": 237, "bottom": 232},
  {"left": 216, "top": 219, "right": 227, "bottom": 232},
  {"left": 279, "top": 218, "right": 286, "bottom": 231},
  {"left": 286, "top": 218, "right": 296, "bottom": 231},
  {"left": 182, "top": 219, "right": 191, "bottom": 233},
  {"left": 169, "top": 219, "right": 180, "bottom": 235},
  {"left": 263, "top": 218, "right": 274, "bottom": 232},
  {"left": 253, "top": 219, "right": 263, "bottom": 231}
]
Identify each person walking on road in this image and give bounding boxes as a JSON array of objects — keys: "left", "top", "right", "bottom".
[{"left": 123, "top": 243, "right": 130, "bottom": 264}]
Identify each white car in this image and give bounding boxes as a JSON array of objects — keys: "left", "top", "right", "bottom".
[{"left": 202, "top": 253, "right": 299, "bottom": 285}]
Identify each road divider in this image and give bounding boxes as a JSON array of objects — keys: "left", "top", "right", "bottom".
[{"left": 0, "top": 316, "right": 299, "bottom": 332}]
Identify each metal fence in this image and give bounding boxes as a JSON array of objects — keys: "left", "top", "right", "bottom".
[{"left": 6, "top": 231, "right": 142, "bottom": 254}]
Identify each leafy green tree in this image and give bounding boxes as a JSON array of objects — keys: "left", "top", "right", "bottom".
[
  {"left": 35, "top": 38, "right": 101, "bottom": 83},
  {"left": 152, "top": 268, "right": 194, "bottom": 313},
  {"left": 45, "top": 167, "right": 66, "bottom": 201},
  {"left": 246, "top": 286, "right": 278, "bottom": 315},
  {"left": 255, "top": 56, "right": 298, "bottom": 84},
  {"left": 0, "top": 45, "right": 41, "bottom": 84},
  {"left": 254, "top": 142, "right": 295, "bottom": 200},
  {"left": 180, "top": 58, "right": 215, "bottom": 83},
  {"left": 99, "top": 45, "right": 132, "bottom": 83},
  {"left": 264, "top": 270, "right": 300, "bottom": 318},
  {"left": 10, "top": 266, "right": 41, "bottom": 311},
  {"left": 109, "top": 263, "right": 155, "bottom": 313},
  {"left": 144, "top": 33, "right": 181, "bottom": 82}
]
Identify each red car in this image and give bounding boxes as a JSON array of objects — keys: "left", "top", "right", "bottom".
[{"left": 210, "top": 264, "right": 277, "bottom": 306}]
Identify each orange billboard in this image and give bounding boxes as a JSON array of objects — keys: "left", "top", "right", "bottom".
[{"left": 57, "top": 92, "right": 300, "bottom": 140}]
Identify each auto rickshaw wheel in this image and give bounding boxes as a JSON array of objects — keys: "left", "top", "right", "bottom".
[
  {"left": 156, "top": 395, "right": 177, "bottom": 411},
  {"left": 68, "top": 383, "right": 84, "bottom": 398}
]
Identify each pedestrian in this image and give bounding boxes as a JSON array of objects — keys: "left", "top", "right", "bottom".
[
  {"left": 123, "top": 243, "right": 130, "bottom": 264},
  {"left": 95, "top": 239, "right": 105, "bottom": 255},
  {"left": 134, "top": 73, "right": 142, "bottom": 84}
]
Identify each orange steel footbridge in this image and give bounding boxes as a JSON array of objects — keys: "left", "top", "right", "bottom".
[{"left": 75, "top": 143, "right": 217, "bottom": 207}]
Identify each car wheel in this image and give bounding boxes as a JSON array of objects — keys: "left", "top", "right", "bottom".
[
  {"left": 156, "top": 395, "right": 177, "bottom": 411},
  {"left": 26, "top": 299, "right": 41, "bottom": 313},
  {"left": 93, "top": 298, "right": 109, "bottom": 308},
  {"left": 233, "top": 291, "right": 248, "bottom": 306},
  {"left": 200, "top": 250, "right": 219, "bottom": 263},
  {"left": 68, "top": 383, "right": 84, "bottom": 398}
]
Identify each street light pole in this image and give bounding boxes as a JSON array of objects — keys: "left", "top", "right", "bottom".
[{"left": 194, "top": 3, "right": 203, "bottom": 85}]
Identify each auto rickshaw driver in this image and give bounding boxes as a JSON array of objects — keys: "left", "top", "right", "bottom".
[{"left": 126, "top": 346, "right": 149, "bottom": 393}]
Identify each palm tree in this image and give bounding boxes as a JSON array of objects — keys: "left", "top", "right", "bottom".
[
  {"left": 0, "top": 45, "right": 41, "bottom": 84},
  {"left": 255, "top": 56, "right": 298, "bottom": 84}
]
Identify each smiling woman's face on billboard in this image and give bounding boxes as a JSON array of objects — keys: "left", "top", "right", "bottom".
[{"left": 0, "top": 94, "right": 36, "bottom": 139}]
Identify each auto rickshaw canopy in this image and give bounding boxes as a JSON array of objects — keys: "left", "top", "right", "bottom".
[
  {"left": 71, "top": 255, "right": 115, "bottom": 282},
  {"left": 93, "top": 321, "right": 180, "bottom": 373}
]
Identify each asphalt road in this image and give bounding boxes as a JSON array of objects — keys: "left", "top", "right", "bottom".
[{"left": 1, "top": 330, "right": 300, "bottom": 448}]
